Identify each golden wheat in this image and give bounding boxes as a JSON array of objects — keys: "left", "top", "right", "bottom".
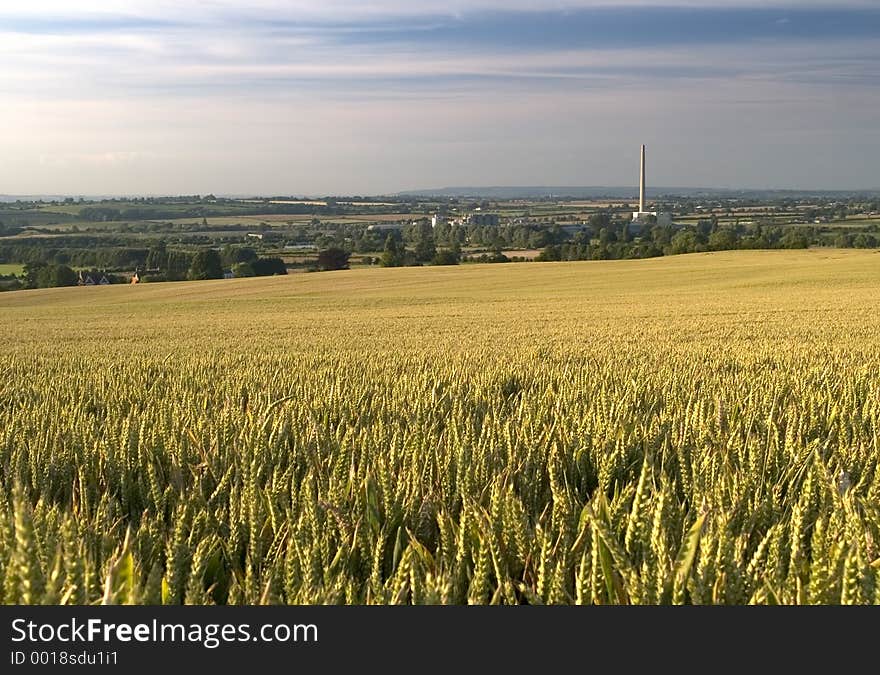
[{"left": 0, "top": 250, "right": 878, "bottom": 604}]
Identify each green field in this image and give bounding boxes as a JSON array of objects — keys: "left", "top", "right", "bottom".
[
  {"left": 1, "top": 250, "right": 878, "bottom": 604},
  {"left": 0, "top": 263, "right": 23, "bottom": 275}
]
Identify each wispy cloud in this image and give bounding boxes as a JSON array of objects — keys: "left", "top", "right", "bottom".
[
  {"left": 3, "top": 1, "right": 878, "bottom": 20},
  {"left": 3, "top": 7, "right": 879, "bottom": 94},
  {"left": 1, "top": 2, "right": 879, "bottom": 194}
]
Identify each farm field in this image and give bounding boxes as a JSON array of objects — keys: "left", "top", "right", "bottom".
[
  {"left": 0, "top": 264, "right": 23, "bottom": 275},
  {"left": 0, "top": 250, "right": 878, "bottom": 604},
  {"left": 17, "top": 212, "right": 427, "bottom": 232}
]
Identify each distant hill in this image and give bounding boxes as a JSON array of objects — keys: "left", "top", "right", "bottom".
[
  {"left": 0, "top": 194, "right": 76, "bottom": 203},
  {"left": 397, "top": 186, "right": 880, "bottom": 200},
  {"left": 4, "top": 187, "right": 879, "bottom": 203},
  {"left": 0, "top": 194, "right": 131, "bottom": 203}
]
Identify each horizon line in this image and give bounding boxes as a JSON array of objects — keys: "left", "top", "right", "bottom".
[{"left": 3, "top": 186, "right": 880, "bottom": 201}]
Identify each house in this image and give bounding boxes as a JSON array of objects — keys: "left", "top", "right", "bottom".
[{"left": 366, "top": 222, "right": 406, "bottom": 232}]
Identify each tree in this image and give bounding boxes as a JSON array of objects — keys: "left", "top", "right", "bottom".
[
  {"left": 853, "top": 233, "right": 877, "bottom": 248},
  {"left": 598, "top": 227, "right": 617, "bottom": 245},
  {"left": 589, "top": 212, "right": 612, "bottom": 230},
  {"left": 165, "top": 250, "right": 193, "bottom": 281},
  {"left": 31, "top": 264, "right": 78, "bottom": 288},
  {"left": 668, "top": 230, "right": 698, "bottom": 255},
  {"left": 316, "top": 247, "right": 351, "bottom": 271},
  {"left": 450, "top": 239, "right": 461, "bottom": 260},
  {"left": 380, "top": 234, "right": 404, "bottom": 267},
  {"left": 232, "top": 262, "right": 255, "bottom": 277},
  {"left": 23, "top": 262, "right": 46, "bottom": 289},
  {"left": 708, "top": 229, "right": 738, "bottom": 251},
  {"left": 650, "top": 225, "right": 673, "bottom": 247},
  {"left": 633, "top": 242, "right": 662, "bottom": 259},
  {"left": 432, "top": 248, "right": 460, "bottom": 265},
  {"left": 187, "top": 249, "right": 223, "bottom": 280},
  {"left": 537, "top": 244, "right": 561, "bottom": 262},
  {"left": 413, "top": 222, "right": 436, "bottom": 262},
  {"left": 528, "top": 229, "right": 550, "bottom": 248},
  {"left": 778, "top": 230, "right": 809, "bottom": 249},
  {"left": 234, "top": 247, "right": 258, "bottom": 263},
  {"left": 251, "top": 257, "right": 287, "bottom": 276},
  {"left": 146, "top": 240, "right": 167, "bottom": 270},
  {"left": 55, "top": 265, "right": 79, "bottom": 287},
  {"left": 221, "top": 245, "right": 257, "bottom": 268},
  {"left": 591, "top": 243, "right": 610, "bottom": 260}
]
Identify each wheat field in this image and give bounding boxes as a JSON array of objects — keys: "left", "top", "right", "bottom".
[{"left": 1, "top": 249, "right": 878, "bottom": 604}]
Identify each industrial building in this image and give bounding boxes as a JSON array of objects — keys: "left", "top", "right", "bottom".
[{"left": 631, "top": 145, "right": 672, "bottom": 227}]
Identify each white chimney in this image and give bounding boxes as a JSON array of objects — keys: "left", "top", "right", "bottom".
[{"left": 639, "top": 144, "right": 646, "bottom": 213}]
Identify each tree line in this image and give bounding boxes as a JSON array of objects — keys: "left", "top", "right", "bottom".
[
  {"left": 537, "top": 220, "right": 879, "bottom": 262},
  {"left": 3, "top": 214, "right": 879, "bottom": 291}
]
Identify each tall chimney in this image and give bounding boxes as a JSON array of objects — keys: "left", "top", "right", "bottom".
[{"left": 639, "top": 144, "right": 646, "bottom": 213}]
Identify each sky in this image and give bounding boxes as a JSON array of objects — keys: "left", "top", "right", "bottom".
[{"left": 1, "top": 1, "right": 879, "bottom": 196}]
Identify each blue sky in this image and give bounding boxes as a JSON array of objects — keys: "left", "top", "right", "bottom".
[{"left": 1, "top": 1, "right": 878, "bottom": 195}]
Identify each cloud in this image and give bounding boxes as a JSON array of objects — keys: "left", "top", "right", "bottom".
[
  {"left": 2, "top": 2, "right": 879, "bottom": 193},
  {"left": 2, "top": 1, "right": 877, "bottom": 20},
  {"left": 4, "top": 5, "right": 878, "bottom": 105}
]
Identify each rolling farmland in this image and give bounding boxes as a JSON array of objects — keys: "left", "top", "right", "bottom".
[{"left": 1, "top": 250, "right": 878, "bottom": 604}]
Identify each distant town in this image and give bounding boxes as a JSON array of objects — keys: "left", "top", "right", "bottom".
[{"left": 1, "top": 188, "right": 879, "bottom": 292}]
